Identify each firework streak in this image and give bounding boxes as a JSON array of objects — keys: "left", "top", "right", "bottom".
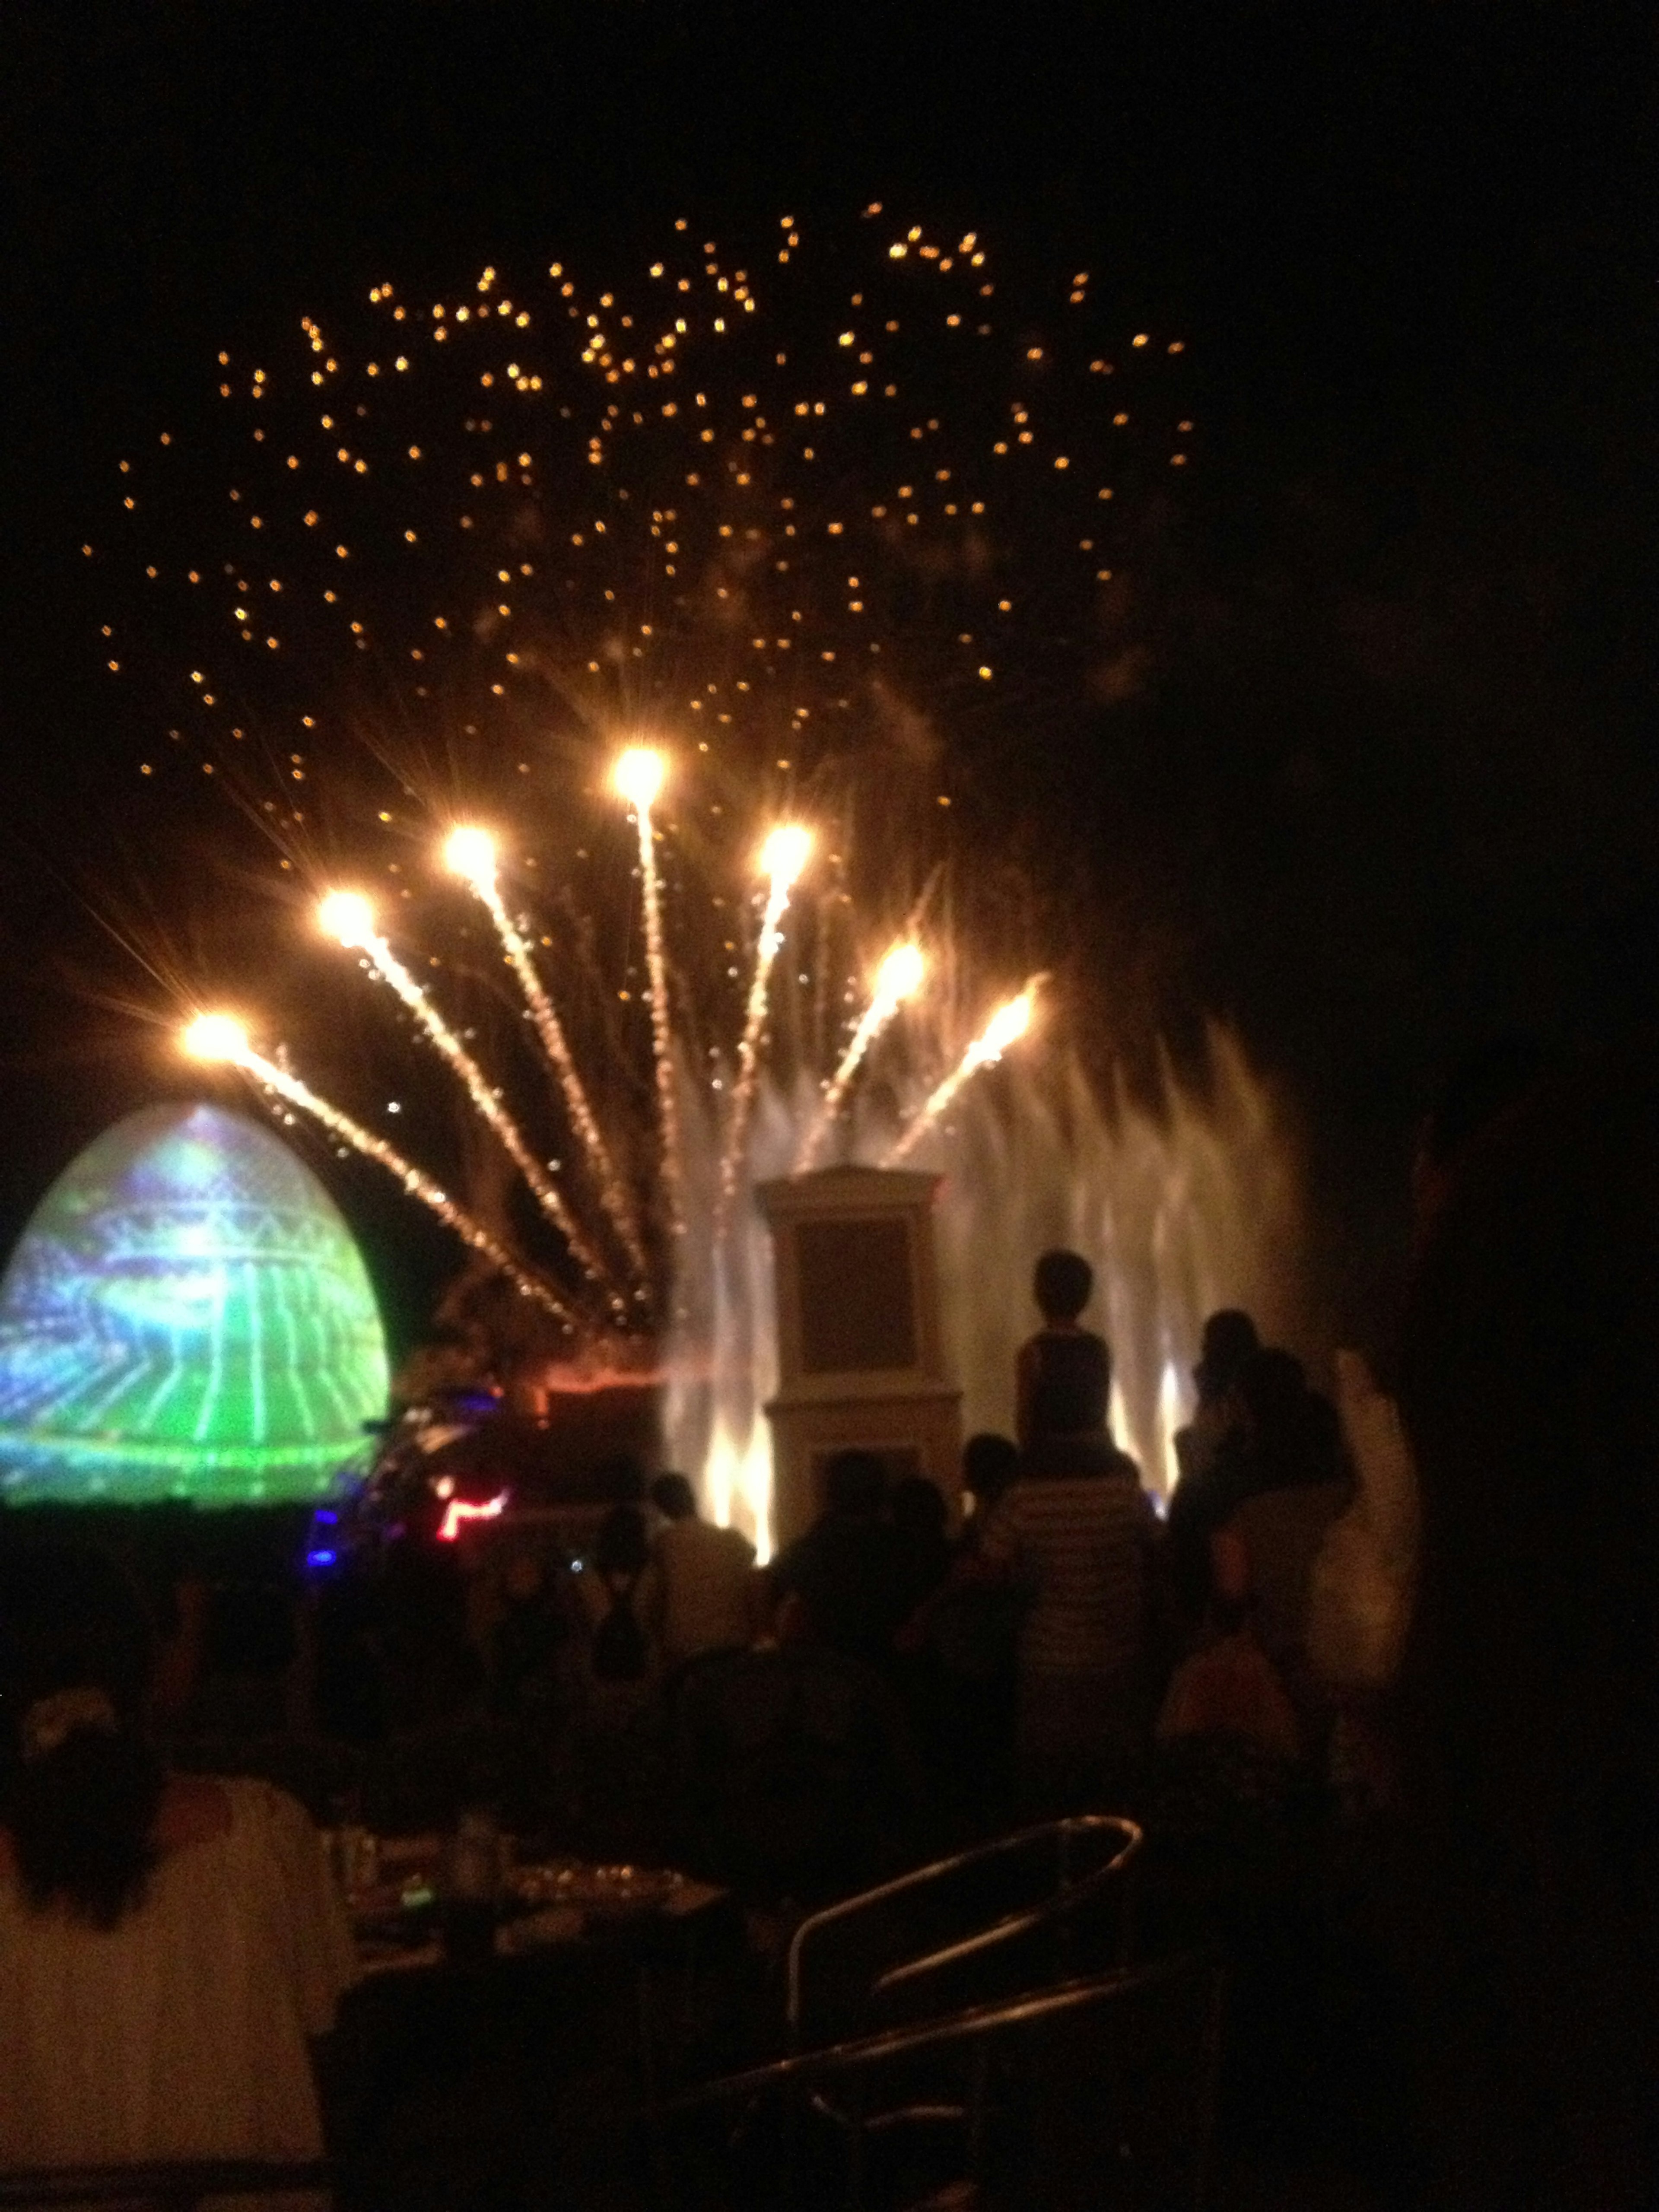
[
  {"left": 451, "top": 837, "right": 650, "bottom": 1286},
  {"left": 229, "top": 1042, "right": 575, "bottom": 1327},
  {"left": 886, "top": 987, "right": 1036, "bottom": 1163},
  {"left": 623, "top": 771, "right": 684, "bottom": 1245},
  {"left": 796, "top": 942, "right": 923, "bottom": 1170},
  {"left": 330, "top": 904, "right": 620, "bottom": 1313},
  {"left": 715, "top": 829, "right": 810, "bottom": 1238}
]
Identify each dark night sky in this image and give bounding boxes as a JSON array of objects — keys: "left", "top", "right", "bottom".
[{"left": 1, "top": 2, "right": 1656, "bottom": 1346}]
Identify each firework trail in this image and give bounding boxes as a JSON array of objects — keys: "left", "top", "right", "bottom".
[
  {"left": 182, "top": 1014, "right": 577, "bottom": 1326},
  {"left": 886, "top": 984, "right": 1036, "bottom": 1163},
  {"left": 613, "top": 749, "right": 683, "bottom": 1246},
  {"left": 715, "top": 823, "right": 811, "bottom": 1238},
  {"left": 796, "top": 939, "right": 925, "bottom": 1170},
  {"left": 444, "top": 825, "right": 649, "bottom": 1286},
  {"left": 317, "top": 890, "right": 619, "bottom": 1313}
]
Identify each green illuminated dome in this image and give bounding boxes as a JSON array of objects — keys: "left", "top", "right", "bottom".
[{"left": 0, "top": 1102, "right": 389, "bottom": 1506}]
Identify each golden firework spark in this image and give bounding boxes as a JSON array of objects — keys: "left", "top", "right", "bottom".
[
  {"left": 317, "top": 888, "right": 620, "bottom": 1316},
  {"left": 182, "top": 1013, "right": 577, "bottom": 1326},
  {"left": 715, "top": 822, "right": 812, "bottom": 1238},
  {"left": 442, "top": 824, "right": 649, "bottom": 1288},
  {"left": 796, "top": 939, "right": 925, "bottom": 1170},
  {"left": 886, "top": 984, "right": 1037, "bottom": 1163}
]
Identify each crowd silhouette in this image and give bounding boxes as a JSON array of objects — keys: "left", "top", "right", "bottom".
[{"left": 5, "top": 1031, "right": 1659, "bottom": 2207}]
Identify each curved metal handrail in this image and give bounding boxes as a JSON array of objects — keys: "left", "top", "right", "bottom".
[
  {"left": 787, "top": 1813, "right": 1142, "bottom": 2036},
  {"left": 669, "top": 1950, "right": 1220, "bottom": 2110}
]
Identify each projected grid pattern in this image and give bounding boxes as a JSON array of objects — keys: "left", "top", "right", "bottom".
[{"left": 0, "top": 1103, "right": 388, "bottom": 1505}]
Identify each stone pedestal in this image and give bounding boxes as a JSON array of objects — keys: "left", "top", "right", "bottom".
[{"left": 757, "top": 1166, "right": 962, "bottom": 1551}]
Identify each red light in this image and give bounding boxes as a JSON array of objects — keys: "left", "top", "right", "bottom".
[{"left": 437, "top": 1490, "right": 509, "bottom": 1541}]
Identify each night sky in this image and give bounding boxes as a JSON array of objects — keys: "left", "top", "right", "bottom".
[{"left": 2, "top": 3, "right": 1656, "bottom": 1351}]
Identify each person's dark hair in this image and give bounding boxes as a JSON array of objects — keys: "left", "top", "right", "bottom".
[
  {"left": 594, "top": 1503, "right": 651, "bottom": 1577},
  {"left": 1192, "top": 1309, "right": 1259, "bottom": 1402},
  {"left": 649, "top": 1471, "right": 698, "bottom": 1522},
  {"left": 1237, "top": 1346, "right": 1307, "bottom": 1433},
  {"left": 1033, "top": 1248, "right": 1093, "bottom": 1323},
  {"left": 822, "top": 1449, "right": 888, "bottom": 1519},
  {"left": 0, "top": 1542, "right": 165, "bottom": 1928},
  {"left": 962, "top": 1432, "right": 1019, "bottom": 1507},
  {"left": 889, "top": 1475, "right": 947, "bottom": 1540},
  {"left": 1398, "top": 1037, "right": 1659, "bottom": 2199}
]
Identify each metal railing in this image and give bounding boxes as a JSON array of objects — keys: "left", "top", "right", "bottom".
[
  {"left": 666, "top": 1951, "right": 1225, "bottom": 2212},
  {"left": 787, "top": 1813, "right": 1142, "bottom": 2042}
]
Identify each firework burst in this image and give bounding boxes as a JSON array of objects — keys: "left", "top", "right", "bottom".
[{"left": 89, "top": 209, "right": 1204, "bottom": 1536}]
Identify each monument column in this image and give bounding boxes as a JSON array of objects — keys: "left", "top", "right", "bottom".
[{"left": 756, "top": 1165, "right": 963, "bottom": 1551}]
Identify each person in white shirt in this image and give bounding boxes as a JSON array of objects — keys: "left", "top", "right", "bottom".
[
  {"left": 646, "top": 1471, "right": 757, "bottom": 1673},
  {"left": 0, "top": 1541, "right": 356, "bottom": 2201}
]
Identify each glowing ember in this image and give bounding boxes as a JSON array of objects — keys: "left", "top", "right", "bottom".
[
  {"left": 612, "top": 746, "right": 666, "bottom": 811},
  {"left": 318, "top": 889, "right": 375, "bottom": 948},
  {"left": 759, "top": 823, "right": 812, "bottom": 890},
  {"left": 184, "top": 1011, "right": 251, "bottom": 1062},
  {"left": 442, "top": 823, "right": 497, "bottom": 887}
]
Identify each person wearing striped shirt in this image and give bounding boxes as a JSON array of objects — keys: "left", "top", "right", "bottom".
[{"left": 982, "top": 1453, "right": 1156, "bottom": 1809}]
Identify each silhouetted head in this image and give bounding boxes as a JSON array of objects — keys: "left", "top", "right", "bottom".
[
  {"left": 0, "top": 1541, "right": 165, "bottom": 1927},
  {"left": 1192, "top": 1309, "right": 1259, "bottom": 1404},
  {"left": 1236, "top": 1345, "right": 1301, "bottom": 1425},
  {"left": 890, "top": 1475, "right": 947, "bottom": 1542},
  {"left": 594, "top": 1503, "right": 650, "bottom": 1577},
  {"left": 962, "top": 1432, "right": 1020, "bottom": 1510},
  {"left": 822, "top": 1448, "right": 888, "bottom": 1520},
  {"left": 1033, "top": 1248, "right": 1093, "bottom": 1324},
  {"left": 649, "top": 1471, "right": 699, "bottom": 1522}
]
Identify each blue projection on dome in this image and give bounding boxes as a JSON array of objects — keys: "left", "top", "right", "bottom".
[{"left": 0, "top": 1103, "right": 389, "bottom": 1505}]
